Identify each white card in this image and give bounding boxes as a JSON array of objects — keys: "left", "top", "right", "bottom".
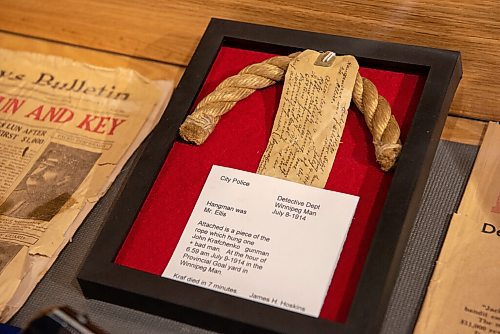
[{"left": 162, "top": 165, "right": 358, "bottom": 317}]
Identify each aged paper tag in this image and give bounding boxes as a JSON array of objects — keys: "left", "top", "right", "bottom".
[
  {"left": 415, "top": 122, "right": 500, "bottom": 334},
  {"left": 163, "top": 165, "right": 358, "bottom": 317},
  {"left": 257, "top": 50, "right": 359, "bottom": 188}
]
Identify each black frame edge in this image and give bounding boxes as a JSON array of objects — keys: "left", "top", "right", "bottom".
[{"left": 78, "top": 18, "right": 463, "bottom": 334}]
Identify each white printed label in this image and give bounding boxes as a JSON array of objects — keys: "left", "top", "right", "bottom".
[{"left": 162, "top": 165, "right": 358, "bottom": 317}]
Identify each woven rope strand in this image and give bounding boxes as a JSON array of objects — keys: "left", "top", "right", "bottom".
[{"left": 179, "top": 52, "right": 402, "bottom": 171}]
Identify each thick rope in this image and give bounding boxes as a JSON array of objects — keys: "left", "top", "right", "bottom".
[{"left": 179, "top": 52, "right": 401, "bottom": 171}]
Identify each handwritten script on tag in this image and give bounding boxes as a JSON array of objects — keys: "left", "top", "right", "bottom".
[{"left": 257, "top": 50, "right": 359, "bottom": 188}]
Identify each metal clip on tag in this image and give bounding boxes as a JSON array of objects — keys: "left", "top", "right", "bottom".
[{"left": 314, "top": 51, "right": 336, "bottom": 67}]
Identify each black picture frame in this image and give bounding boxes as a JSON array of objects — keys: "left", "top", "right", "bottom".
[{"left": 78, "top": 18, "right": 462, "bottom": 334}]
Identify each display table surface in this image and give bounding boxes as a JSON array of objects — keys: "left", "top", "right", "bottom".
[
  {"left": 1, "top": 0, "right": 499, "bottom": 123},
  {"left": 0, "top": 2, "right": 493, "bottom": 332},
  {"left": 9, "top": 140, "right": 478, "bottom": 333}
]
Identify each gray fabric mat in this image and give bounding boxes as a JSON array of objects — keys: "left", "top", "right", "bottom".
[
  {"left": 9, "top": 140, "right": 478, "bottom": 333},
  {"left": 381, "top": 140, "right": 478, "bottom": 334}
]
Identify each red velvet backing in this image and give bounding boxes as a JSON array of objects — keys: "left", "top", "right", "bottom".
[{"left": 115, "top": 47, "right": 425, "bottom": 322}]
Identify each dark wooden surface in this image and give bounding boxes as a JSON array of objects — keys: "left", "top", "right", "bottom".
[{"left": 0, "top": 0, "right": 499, "bottom": 122}]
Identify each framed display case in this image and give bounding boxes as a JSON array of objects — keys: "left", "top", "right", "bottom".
[{"left": 78, "top": 19, "right": 462, "bottom": 333}]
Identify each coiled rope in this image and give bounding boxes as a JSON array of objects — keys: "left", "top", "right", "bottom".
[{"left": 180, "top": 52, "right": 401, "bottom": 171}]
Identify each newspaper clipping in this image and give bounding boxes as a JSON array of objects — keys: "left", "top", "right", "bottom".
[{"left": 0, "top": 48, "right": 173, "bottom": 320}]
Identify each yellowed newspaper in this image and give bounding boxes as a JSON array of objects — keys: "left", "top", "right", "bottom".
[
  {"left": 0, "top": 48, "right": 173, "bottom": 321},
  {"left": 415, "top": 123, "right": 500, "bottom": 334}
]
